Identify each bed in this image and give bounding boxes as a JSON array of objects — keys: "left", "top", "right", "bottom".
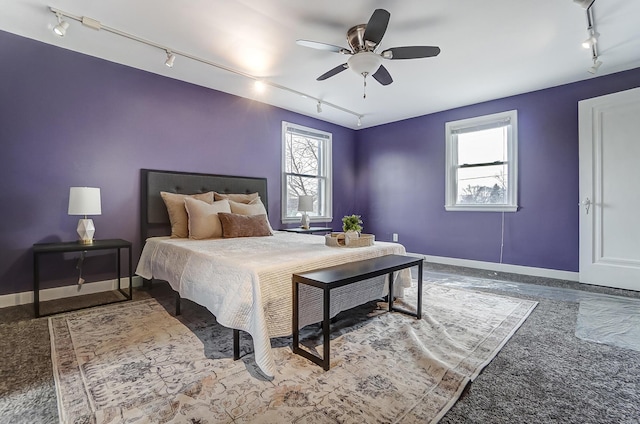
[{"left": 135, "top": 169, "right": 411, "bottom": 378}]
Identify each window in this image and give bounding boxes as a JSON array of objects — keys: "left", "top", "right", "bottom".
[
  {"left": 445, "top": 110, "right": 518, "bottom": 212},
  {"left": 281, "top": 121, "right": 332, "bottom": 223}
]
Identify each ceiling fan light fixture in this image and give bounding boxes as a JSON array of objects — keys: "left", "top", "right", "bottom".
[{"left": 347, "top": 52, "right": 382, "bottom": 77}]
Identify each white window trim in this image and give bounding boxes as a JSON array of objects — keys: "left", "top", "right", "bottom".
[
  {"left": 445, "top": 110, "right": 518, "bottom": 212},
  {"left": 281, "top": 121, "right": 333, "bottom": 223}
]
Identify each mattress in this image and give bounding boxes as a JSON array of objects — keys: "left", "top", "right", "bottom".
[{"left": 136, "top": 231, "right": 411, "bottom": 377}]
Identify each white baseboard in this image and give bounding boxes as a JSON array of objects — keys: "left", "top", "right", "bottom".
[
  {"left": 0, "top": 276, "right": 144, "bottom": 309},
  {"left": 0, "top": 255, "right": 578, "bottom": 309},
  {"left": 410, "top": 253, "right": 579, "bottom": 282}
]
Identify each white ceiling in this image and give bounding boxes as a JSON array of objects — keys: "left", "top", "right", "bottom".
[{"left": 3, "top": 0, "right": 640, "bottom": 129}]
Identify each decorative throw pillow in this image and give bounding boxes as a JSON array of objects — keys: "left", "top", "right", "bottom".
[
  {"left": 184, "top": 198, "right": 231, "bottom": 240},
  {"left": 218, "top": 212, "right": 272, "bottom": 238},
  {"left": 213, "top": 192, "right": 259, "bottom": 203},
  {"left": 229, "top": 198, "right": 274, "bottom": 234},
  {"left": 161, "top": 191, "right": 214, "bottom": 238}
]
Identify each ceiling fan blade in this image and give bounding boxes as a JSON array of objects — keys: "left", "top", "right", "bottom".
[
  {"left": 296, "top": 39, "right": 351, "bottom": 54},
  {"left": 372, "top": 65, "right": 393, "bottom": 86},
  {"left": 363, "top": 9, "right": 390, "bottom": 46},
  {"left": 317, "top": 63, "right": 349, "bottom": 81},
  {"left": 382, "top": 46, "right": 441, "bottom": 60}
]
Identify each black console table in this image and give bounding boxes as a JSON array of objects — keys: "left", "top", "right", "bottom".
[{"left": 32, "top": 238, "right": 133, "bottom": 317}]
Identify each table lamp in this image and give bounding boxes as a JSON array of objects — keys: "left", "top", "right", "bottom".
[
  {"left": 297, "top": 195, "right": 313, "bottom": 229},
  {"left": 68, "top": 187, "right": 102, "bottom": 244}
]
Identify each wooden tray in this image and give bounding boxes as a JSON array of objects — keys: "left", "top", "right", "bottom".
[{"left": 325, "top": 232, "right": 375, "bottom": 248}]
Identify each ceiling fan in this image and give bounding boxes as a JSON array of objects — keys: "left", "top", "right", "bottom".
[{"left": 296, "top": 9, "right": 441, "bottom": 96}]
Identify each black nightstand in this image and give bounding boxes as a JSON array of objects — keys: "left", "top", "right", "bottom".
[
  {"left": 280, "top": 227, "right": 333, "bottom": 234},
  {"left": 32, "top": 238, "right": 133, "bottom": 317}
]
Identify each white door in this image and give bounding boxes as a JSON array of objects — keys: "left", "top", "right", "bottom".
[{"left": 578, "top": 87, "right": 640, "bottom": 291}]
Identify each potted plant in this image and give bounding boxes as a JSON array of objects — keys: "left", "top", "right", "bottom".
[{"left": 342, "top": 214, "right": 363, "bottom": 243}]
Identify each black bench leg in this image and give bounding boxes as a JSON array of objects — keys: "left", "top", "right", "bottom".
[
  {"left": 293, "top": 281, "right": 299, "bottom": 354},
  {"left": 233, "top": 329, "right": 240, "bottom": 360},
  {"left": 388, "top": 271, "right": 395, "bottom": 312},
  {"left": 322, "top": 287, "right": 330, "bottom": 371},
  {"left": 417, "top": 261, "right": 423, "bottom": 320}
]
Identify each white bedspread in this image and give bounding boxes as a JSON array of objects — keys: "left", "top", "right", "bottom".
[{"left": 135, "top": 231, "right": 411, "bottom": 377}]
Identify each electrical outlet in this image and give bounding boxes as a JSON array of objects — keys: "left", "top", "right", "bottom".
[{"left": 392, "top": 233, "right": 398, "bottom": 242}]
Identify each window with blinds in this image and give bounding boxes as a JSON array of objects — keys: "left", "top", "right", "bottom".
[
  {"left": 445, "top": 110, "right": 518, "bottom": 212},
  {"left": 281, "top": 122, "right": 333, "bottom": 222}
]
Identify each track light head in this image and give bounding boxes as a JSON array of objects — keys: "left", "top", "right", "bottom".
[
  {"left": 582, "top": 30, "right": 599, "bottom": 49},
  {"left": 357, "top": 116, "right": 362, "bottom": 127},
  {"left": 165, "top": 51, "right": 175, "bottom": 68},
  {"left": 53, "top": 14, "right": 69, "bottom": 37},
  {"left": 253, "top": 80, "right": 266, "bottom": 93},
  {"left": 316, "top": 101, "right": 322, "bottom": 113},
  {"left": 574, "top": 0, "right": 595, "bottom": 9},
  {"left": 588, "top": 59, "right": 602, "bottom": 74}
]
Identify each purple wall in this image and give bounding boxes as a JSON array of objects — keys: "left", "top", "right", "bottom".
[
  {"left": 356, "top": 67, "right": 640, "bottom": 272},
  {"left": 0, "top": 31, "right": 357, "bottom": 295},
  {"left": 2, "top": 29, "right": 640, "bottom": 297}
]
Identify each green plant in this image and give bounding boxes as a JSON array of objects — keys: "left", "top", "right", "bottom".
[{"left": 342, "top": 214, "right": 363, "bottom": 233}]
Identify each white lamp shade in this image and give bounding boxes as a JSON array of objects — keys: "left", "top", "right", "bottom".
[
  {"left": 297, "top": 195, "right": 314, "bottom": 212},
  {"left": 68, "top": 187, "right": 102, "bottom": 216}
]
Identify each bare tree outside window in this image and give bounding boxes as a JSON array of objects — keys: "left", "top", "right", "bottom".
[
  {"left": 459, "top": 170, "right": 507, "bottom": 204},
  {"left": 282, "top": 122, "right": 332, "bottom": 222},
  {"left": 285, "top": 134, "right": 319, "bottom": 197}
]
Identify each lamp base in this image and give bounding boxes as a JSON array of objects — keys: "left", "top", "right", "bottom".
[
  {"left": 300, "top": 213, "right": 310, "bottom": 230},
  {"left": 77, "top": 218, "right": 95, "bottom": 244}
]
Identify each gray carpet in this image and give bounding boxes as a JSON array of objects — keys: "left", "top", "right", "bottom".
[{"left": 1, "top": 263, "right": 639, "bottom": 423}]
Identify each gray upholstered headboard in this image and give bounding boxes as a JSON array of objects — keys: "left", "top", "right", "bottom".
[{"left": 140, "top": 169, "right": 268, "bottom": 241}]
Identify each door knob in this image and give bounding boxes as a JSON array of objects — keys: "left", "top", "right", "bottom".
[{"left": 580, "top": 197, "right": 591, "bottom": 214}]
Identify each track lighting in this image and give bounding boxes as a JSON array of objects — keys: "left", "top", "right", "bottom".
[
  {"left": 253, "top": 80, "right": 266, "bottom": 93},
  {"left": 574, "top": 0, "right": 595, "bottom": 9},
  {"left": 53, "top": 13, "right": 69, "bottom": 37},
  {"left": 581, "top": 30, "right": 599, "bottom": 49},
  {"left": 48, "top": 6, "right": 365, "bottom": 128},
  {"left": 165, "top": 50, "right": 175, "bottom": 68},
  {"left": 576, "top": 0, "right": 602, "bottom": 74},
  {"left": 588, "top": 58, "right": 602, "bottom": 74}
]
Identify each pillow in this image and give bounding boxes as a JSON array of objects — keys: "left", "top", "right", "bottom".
[
  {"left": 161, "top": 191, "right": 214, "bottom": 238},
  {"left": 214, "top": 192, "right": 259, "bottom": 204},
  {"left": 229, "top": 198, "right": 274, "bottom": 234},
  {"left": 183, "top": 198, "right": 231, "bottom": 240},
  {"left": 218, "top": 213, "right": 272, "bottom": 238}
]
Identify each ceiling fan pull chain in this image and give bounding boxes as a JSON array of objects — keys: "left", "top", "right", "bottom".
[{"left": 363, "top": 75, "right": 367, "bottom": 99}]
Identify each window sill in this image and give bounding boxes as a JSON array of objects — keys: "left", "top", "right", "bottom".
[
  {"left": 445, "top": 205, "right": 518, "bottom": 212},
  {"left": 282, "top": 217, "right": 333, "bottom": 224}
]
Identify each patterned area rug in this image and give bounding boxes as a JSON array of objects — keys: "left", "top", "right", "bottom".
[{"left": 49, "top": 284, "right": 537, "bottom": 423}]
